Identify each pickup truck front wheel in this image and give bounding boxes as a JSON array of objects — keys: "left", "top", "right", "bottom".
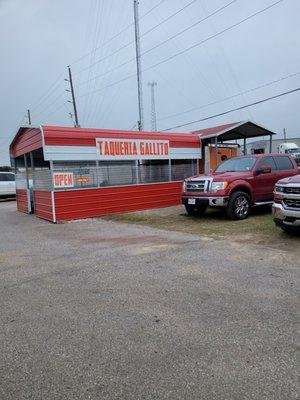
[
  {"left": 226, "top": 191, "right": 250, "bottom": 220},
  {"left": 185, "top": 204, "right": 207, "bottom": 216}
]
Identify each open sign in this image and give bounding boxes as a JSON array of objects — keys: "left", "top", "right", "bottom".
[{"left": 53, "top": 172, "right": 74, "bottom": 188}]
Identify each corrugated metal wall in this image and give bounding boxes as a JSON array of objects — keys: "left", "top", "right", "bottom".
[
  {"left": 54, "top": 182, "right": 182, "bottom": 222},
  {"left": 34, "top": 191, "right": 54, "bottom": 222},
  {"left": 11, "top": 128, "right": 42, "bottom": 158},
  {"left": 16, "top": 189, "right": 29, "bottom": 213}
]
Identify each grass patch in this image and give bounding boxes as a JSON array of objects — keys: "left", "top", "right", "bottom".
[{"left": 107, "top": 205, "right": 299, "bottom": 251}]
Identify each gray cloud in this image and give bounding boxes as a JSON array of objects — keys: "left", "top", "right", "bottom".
[{"left": 1, "top": 0, "right": 300, "bottom": 164}]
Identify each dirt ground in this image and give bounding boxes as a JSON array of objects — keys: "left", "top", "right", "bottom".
[
  {"left": 0, "top": 201, "right": 299, "bottom": 399},
  {"left": 108, "top": 205, "right": 300, "bottom": 253}
]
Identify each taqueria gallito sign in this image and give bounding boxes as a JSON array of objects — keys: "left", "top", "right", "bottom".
[{"left": 96, "top": 138, "right": 170, "bottom": 160}]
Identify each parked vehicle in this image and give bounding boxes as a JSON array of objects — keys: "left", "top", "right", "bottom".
[
  {"left": 0, "top": 172, "right": 16, "bottom": 197},
  {"left": 278, "top": 142, "right": 300, "bottom": 165},
  {"left": 272, "top": 174, "right": 300, "bottom": 232},
  {"left": 182, "top": 154, "right": 298, "bottom": 220}
]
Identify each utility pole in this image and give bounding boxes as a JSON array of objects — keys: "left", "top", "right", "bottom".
[
  {"left": 65, "top": 65, "right": 80, "bottom": 127},
  {"left": 27, "top": 109, "right": 31, "bottom": 125},
  {"left": 283, "top": 128, "right": 287, "bottom": 143},
  {"left": 148, "top": 81, "right": 157, "bottom": 131},
  {"left": 133, "top": 0, "right": 144, "bottom": 131}
]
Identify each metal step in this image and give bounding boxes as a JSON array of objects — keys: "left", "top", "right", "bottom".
[{"left": 253, "top": 201, "right": 273, "bottom": 206}]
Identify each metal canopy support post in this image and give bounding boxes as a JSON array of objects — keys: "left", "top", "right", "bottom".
[
  {"left": 24, "top": 154, "right": 31, "bottom": 213},
  {"left": 214, "top": 136, "right": 218, "bottom": 168},
  {"left": 243, "top": 138, "right": 247, "bottom": 155},
  {"left": 24, "top": 154, "right": 29, "bottom": 190},
  {"left": 135, "top": 160, "right": 139, "bottom": 184},
  {"left": 269, "top": 134, "right": 273, "bottom": 153},
  {"left": 96, "top": 160, "right": 100, "bottom": 187},
  {"left": 50, "top": 160, "right": 54, "bottom": 190},
  {"left": 30, "top": 152, "right": 34, "bottom": 186}
]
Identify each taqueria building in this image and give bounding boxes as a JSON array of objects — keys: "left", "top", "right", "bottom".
[{"left": 9, "top": 125, "right": 201, "bottom": 222}]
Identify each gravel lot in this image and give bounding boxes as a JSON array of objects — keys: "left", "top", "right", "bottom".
[{"left": 0, "top": 201, "right": 299, "bottom": 400}]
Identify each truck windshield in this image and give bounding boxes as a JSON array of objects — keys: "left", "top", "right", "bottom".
[
  {"left": 215, "top": 157, "right": 257, "bottom": 173},
  {"left": 288, "top": 148, "right": 300, "bottom": 154}
]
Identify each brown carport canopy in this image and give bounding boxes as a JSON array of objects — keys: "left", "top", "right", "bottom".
[{"left": 192, "top": 121, "right": 276, "bottom": 157}]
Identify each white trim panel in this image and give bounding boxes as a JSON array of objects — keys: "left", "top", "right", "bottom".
[{"left": 44, "top": 145, "right": 202, "bottom": 161}]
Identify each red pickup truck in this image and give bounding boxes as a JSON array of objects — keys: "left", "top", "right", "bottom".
[{"left": 182, "top": 154, "right": 298, "bottom": 220}]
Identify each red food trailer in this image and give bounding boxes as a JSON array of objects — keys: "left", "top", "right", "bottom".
[{"left": 10, "top": 125, "right": 201, "bottom": 222}]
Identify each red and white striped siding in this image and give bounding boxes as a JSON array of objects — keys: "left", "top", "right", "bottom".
[{"left": 41, "top": 126, "right": 201, "bottom": 161}]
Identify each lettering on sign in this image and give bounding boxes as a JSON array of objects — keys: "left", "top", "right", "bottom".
[
  {"left": 96, "top": 138, "right": 170, "bottom": 160},
  {"left": 53, "top": 172, "right": 74, "bottom": 188},
  {"left": 76, "top": 177, "right": 90, "bottom": 184}
]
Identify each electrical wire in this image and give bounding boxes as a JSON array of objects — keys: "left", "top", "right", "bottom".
[
  {"left": 157, "top": 71, "right": 300, "bottom": 122},
  {"left": 39, "top": 102, "right": 68, "bottom": 122},
  {"left": 160, "top": 87, "right": 300, "bottom": 131},
  {"left": 87, "top": 0, "right": 129, "bottom": 126},
  {"left": 141, "top": 0, "right": 283, "bottom": 72},
  {"left": 29, "top": 73, "right": 64, "bottom": 112},
  {"left": 78, "top": 72, "right": 136, "bottom": 99},
  {"left": 70, "top": 0, "right": 168, "bottom": 67},
  {"left": 78, "top": 0, "right": 284, "bottom": 99},
  {"left": 75, "top": 0, "right": 237, "bottom": 87},
  {"left": 31, "top": 91, "right": 66, "bottom": 119}
]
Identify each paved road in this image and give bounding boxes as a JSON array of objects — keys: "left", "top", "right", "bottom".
[{"left": 0, "top": 202, "right": 299, "bottom": 400}]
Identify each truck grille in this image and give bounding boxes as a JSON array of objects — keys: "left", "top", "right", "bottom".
[
  {"left": 186, "top": 180, "right": 207, "bottom": 192},
  {"left": 284, "top": 187, "right": 300, "bottom": 195},
  {"left": 284, "top": 199, "right": 300, "bottom": 209}
]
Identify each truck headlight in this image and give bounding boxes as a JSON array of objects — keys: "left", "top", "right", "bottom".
[
  {"left": 182, "top": 180, "right": 187, "bottom": 192},
  {"left": 275, "top": 185, "right": 284, "bottom": 193},
  {"left": 211, "top": 181, "right": 228, "bottom": 192}
]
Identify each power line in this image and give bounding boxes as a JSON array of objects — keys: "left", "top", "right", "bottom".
[
  {"left": 76, "top": 0, "right": 283, "bottom": 95},
  {"left": 70, "top": 0, "right": 168, "bottom": 67},
  {"left": 161, "top": 87, "right": 300, "bottom": 131},
  {"left": 29, "top": 73, "right": 64, "bottom": 111},
  {"left": 31, "top": 91, "right": 65, "bottom": 119},
  {"left": 142, "top": 0, "right": 238, "bottom": 57},
  {"left": 39, "top": 102, "right": 67, "bottom": 121},
  {"left": 74, "top": 0, "right": 200, "bottom": 84},
  {"left": 158, "top": 71, "right": 300, "bottom": 122},
  {"left": 141, "top": 0, "right": 284, "bottom": 75},
  {"left": 78, "top": 73, "right": 137, "bottom": 99}
]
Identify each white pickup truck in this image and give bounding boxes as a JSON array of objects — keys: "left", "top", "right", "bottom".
[
  {"left": 273, "top": 174, "right": 300, "bottom": 232},
  {"left": 0, "top": 172, "right": 16, "bottom": 197}
]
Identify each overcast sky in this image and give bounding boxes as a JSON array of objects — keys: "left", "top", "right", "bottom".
[{"left": 1, "top": 0, "right": 300, "bottom": 164}]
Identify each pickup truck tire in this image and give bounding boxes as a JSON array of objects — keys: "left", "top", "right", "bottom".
[
  {"left": 226, "top": 191, "right": 251, "bottom": 220},
  {"left": 185, "top": 204, "right": 207, "bottom": 216}
]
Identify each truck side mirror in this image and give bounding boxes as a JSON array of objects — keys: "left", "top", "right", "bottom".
[{"left": 256, "top": 164, "right": 272, "bottom": 175}]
